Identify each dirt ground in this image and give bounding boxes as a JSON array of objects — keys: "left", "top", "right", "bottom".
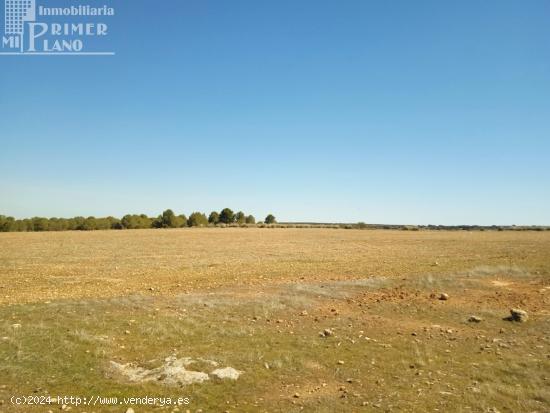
[{"left": 0, "top": 229, "right": 549, "bottom": 412}]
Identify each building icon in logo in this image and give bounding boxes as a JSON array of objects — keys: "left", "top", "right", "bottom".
[
  {"left": 5, "top": 0, "right": 35, "bottom": 34},
  {"left": 3, "top": 0, "right": 35, "bottom": 51}
]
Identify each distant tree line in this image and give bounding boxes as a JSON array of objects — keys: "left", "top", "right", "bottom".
[
  {"left": 2, "top": 213, "right": 547, "bottom": 233},
  {"left": 0, "top": 209, "right": 276, "bottom": 232}
]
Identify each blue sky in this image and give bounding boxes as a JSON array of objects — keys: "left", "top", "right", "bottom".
[{"left": 1, "top": 0, "right": 549, "bottom": 224}]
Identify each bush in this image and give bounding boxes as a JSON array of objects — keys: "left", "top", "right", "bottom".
[
  {"left": 265, "top": 214, "right": 276, "bottom": 224},
  {"left": 122, "top": 214, "right": 153, "bottom": 229},
  {"left": 161, "top": 209, "right": 179, "bottom": 228},
  {"left": 208, "top": 211, "right": 219, "bottom": 224},
  {"left": 219, "top": 208, "right": 234, "bottom": 224},
  {"left": 235, "top": 211, "right": 246, "bottom": 224},
  {"left": 188, "top": 212, "right": 208, "bottom": 227}
]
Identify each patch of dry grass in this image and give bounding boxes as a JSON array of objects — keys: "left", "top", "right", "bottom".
[{"left": 0, "top": 229, "right": 549, "bottom": 412}]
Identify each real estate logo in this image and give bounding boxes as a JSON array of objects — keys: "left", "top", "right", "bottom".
[{"left": 1, "top": 0, "right": 115, "bottom": 55}]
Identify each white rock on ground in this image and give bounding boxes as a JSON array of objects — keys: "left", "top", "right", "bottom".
[
  {"left": 110, "top": 357, "right": 209, "bottom": 386},
  {"left": 210, "top": 367, "right": 242, "bottom": 380}
]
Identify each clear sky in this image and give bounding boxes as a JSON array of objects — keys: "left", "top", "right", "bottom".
[{"left": 1, "top": 0, "right": 549, "bottom": 225}]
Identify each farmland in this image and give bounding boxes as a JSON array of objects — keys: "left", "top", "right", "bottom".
[{"left": 0, "top": 228, "right": 549, "bottom": 412}]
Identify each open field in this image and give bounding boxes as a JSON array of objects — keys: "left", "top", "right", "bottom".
[{"left": 0, "top": 229, "right": 549, "bottom": 412}]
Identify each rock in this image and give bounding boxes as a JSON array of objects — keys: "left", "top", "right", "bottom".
[
  {"left": 322, "top": 328, "right": 334, "bottom": 337},
  {"left": 110, "top": 357, "right": 209, "bottom": 386},
  {"left": 510, "top": 309, "right": 528, "bottom": 322},
  {"left": 300, "top": 310, "right": 308, "bottom": 316},
  {"left": 439, "top": 293, "right": 449, "bottom": 301},
  {"left": 468, "top": 315, "right": 483, "bottom": 323},
  {"left": 337, "top": 360, "right": 345, "bottom": 365},
  {"left": 125, "top": 409, "right": 135, "bottom": 413},
  {"left": 293, "top": 393, "right": 300, "bottom": 398},
  {"left": 211, "top": 367, "right": 242, "bottom": 380}
]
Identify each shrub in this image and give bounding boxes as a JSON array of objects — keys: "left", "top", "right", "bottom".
[
  {"left": 235, "top": 211, "right": 246, "bottom": 224},
  {"left": 265, "top": 214, "right": 276, "bottom": 224},
  {"left": 219, "top": 208, "right": 234, "bottom": 224},
  {"left": 188, "top": 212, "right": 208, "bottom": 227},
  {"left": 208, "top": 211, "right": 219, "bottom": 224},
  {"left": 161, "top": 209, "right": 179, "bottom": 228}
]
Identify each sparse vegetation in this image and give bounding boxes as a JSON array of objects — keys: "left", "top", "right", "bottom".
[
  {"left": 1, "top": 213, "right": 548, "bottom": 233},
  {"left": 0, "top": 229, "right": 548, "bottom": 412}
]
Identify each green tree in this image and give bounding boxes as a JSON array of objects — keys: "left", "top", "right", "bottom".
[
  {"left": 121, "top": 214, "right": 136, "bottom": 229},
  {"left": 79, "top": 216, "right": 98, "bottom": 231},
  {"left": 265, "top": 214, "right": 276, "bottom": 224},
  {"left": 245, "top": 215, "right": 256, "bottom": 224},
  {"left": 95, "top": 218, "right": 112, "bottom": 230},
  {"left": 176, "top": 214, "right": 187, "bottom": 228},
  {"left": 152, "top": 215, "right": 163, "bottom": 228},
  {"left": 161, "top": 209, "right": 178, "bottom": 228},
  {"left": 188, "top": 212, "right": 208, "bottom": 227},
  {"left": 219, "top": 208, "right": 234, "bottom": 224},
  {"left": 138, "top": 214, "right": 153, "bottom": 228},
  {"left": 208, "top": 211, "right": 219, "bottom": 224},
  {"left": 235, "top": 211, "right": 246, "bottom": 224},
  {"left": 108, "top": 216, "right": 123, "bottom": 229},
  {"left": 32, "top": 217, "right": 49, "bottom": 231},
  {"left": 0, "top": 215, "right": 14, "bottom": 232}
]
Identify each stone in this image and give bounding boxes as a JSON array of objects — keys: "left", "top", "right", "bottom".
[
  {"left": 322, "top": 328, "right": 334, "bottom": 337},
  {"left": 510, "top": 309, "right": 528, "bottom": 322},
  {"left": 468, "top": 315, "right": 482, "bottom": 323},
  {"left": 439, "top": 293, "right": 449, "bottom": 301},
  {"left": 211, "top": 367, "right": 242, "bottom": 380}
]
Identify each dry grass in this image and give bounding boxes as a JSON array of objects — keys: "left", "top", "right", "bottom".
[
  {"left": 0, "top": 228, "right": 549, "bottom": 305},
  {"left": 0, "top": 229, "right": 549, "bottom": 412}
]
